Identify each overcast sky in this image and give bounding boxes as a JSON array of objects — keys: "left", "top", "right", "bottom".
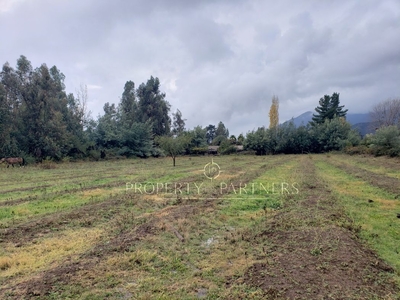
[{"left": 1, "top": 0, "right": 399, "bottom": 136}]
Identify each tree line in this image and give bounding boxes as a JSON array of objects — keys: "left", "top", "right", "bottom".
[
  {"left": 245, "top": 93, "right": 400, "bottom": 157},
  {"left": 246, "top": 93, "right": 359, "bottom": 155},
  {"left": 1, "top": 55, "right": 398, "bottom": 164},
  {"left": 0, "top": 56, "right": 241, "bottom": 163}
]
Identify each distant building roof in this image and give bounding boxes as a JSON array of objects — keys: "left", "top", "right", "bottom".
[{"left": 235, "top": 145, "right": 244, "bottom": 151}]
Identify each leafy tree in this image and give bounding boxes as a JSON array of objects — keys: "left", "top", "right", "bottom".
[
  {"left": 136, "top": 76, "right": 171, "bottom": 136},
  {"left": 118, "top": 122, "right": 154, "bottom": 158},
  {"left": 311, "top": 93, "right": 347, "bottom": 125},
  {"left": 0, "top": 83, "right": 11, "bottom": 156},
  {"left": 172, "top": 109, "right": 186, "bottom": 136},
  {"left": 74, "top": 84, "right": 91, "bottom": 129},
  {"left": 274, "top": 122, "right": 316, "bottom": 154},
  {"left": 16, "top": 55, "right": 32, "bottom": 84},
  {"left": 183, "top": 125, "right": 207, "bottom": 152},
  {"left": 237, "top": 133, "right": 245, "bottom": 145},
  {"left": 269, "top": 95, "right": 279, "bottom": 129},
  {"left": 1, "top": 61, "right": 23, "bottom": 155},
  {"left": 275, "top": 122, "right": 297, "bottom": 153},
  {"left": 63, "top": 91, "right": 89, "bottom": 157},
  {"left": 119, "top": 80, "right": 137, "bottom": 128},
  {"left": 212, "top": 135, "right": 228, "bottom": 146},
  {"left": 314, "top": 117, "right": 356, "bottom": 151},
  {"left": 0, "top": 56, "right": 96, "bottom": 160},
  {"left": 206, "top": 124, "right": 216, "bottom": 144},
  {"left": 94, "top": 103, "right": 120, "bottom": 149},
  {"left": 245, "top": 127, "right": 272, "bottom": 155},
  {"left": 229, "top": 135, "right": 237, "bottom": 144},
  {"left": 295, "top": 125, "right": 315, "bottom": 154},
  {"left": 157, "top": 135, "right": 190, "bottom": 166},
  {"left": 215, "top": 121, "right": 229, "bottom": 138},
  {"left": 18, "top": 63, "right": 71, "bottom": 159},
  {"left": 1, "top": 61, "right": 22, "bottom": 108}
]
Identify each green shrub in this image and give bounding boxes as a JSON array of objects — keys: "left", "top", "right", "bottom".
[
  {"left": 22, "top": 155, "right": 36, "bottom": 165},
  {"left": 370, "top": 126, "right": 400, "bottom": 148},
  {"left": 39, "top": 157, "right": 57, "bottom": 169},
  {"left": 190, "top": 147, "right": 208, "bottom": 155},
  {"left": 344, "top": 145, "right": 371, "bottom": 155},
  {"left": 218, "top": 145, "right": 237, "bottom": 155},
  {"left": 368, "top": 126, "right": 400, "bottom": 157},
  {"left": 88, "top": 150, "right": 101, "bottom": 161},
  {"left": 218, "top": 139, "right": 237, "bottom": 155}
]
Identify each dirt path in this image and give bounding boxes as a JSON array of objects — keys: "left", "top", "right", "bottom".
[{"left": 238, "top": 156, "right": 399, "bottom": 299}]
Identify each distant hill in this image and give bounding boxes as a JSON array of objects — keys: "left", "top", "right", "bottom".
[
  {"left": 352, "top": 122, "right": 376, "bottom": 136},
  {"left": 347, "top": 113, "right": 370, "bottom": 125},
  {"left": 284, "top": 111, "right": 374, "bottom": 135},
  {"left": 287, "top": 111, "right": 314, "bottom": 127}
]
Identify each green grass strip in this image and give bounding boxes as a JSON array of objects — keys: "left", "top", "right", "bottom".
[{"left": 315, "top": 159, "right": 400, "bottom": 276}]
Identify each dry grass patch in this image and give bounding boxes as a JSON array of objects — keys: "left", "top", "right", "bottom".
[{"left": 0, "top": 227, "right": 104, "bottom": 280}]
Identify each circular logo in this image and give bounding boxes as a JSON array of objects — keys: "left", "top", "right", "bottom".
[{"left": 203, "top": 159, "right": 221, "bottom": 180}]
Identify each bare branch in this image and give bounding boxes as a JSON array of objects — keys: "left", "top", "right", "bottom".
[{"left": 370, "top": 98, "right": 400, "bottom": 128}]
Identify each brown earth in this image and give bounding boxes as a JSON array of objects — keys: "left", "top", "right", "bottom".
[
  {"left": 0, "top": 158, "right": 281, "bottom": 299},
  {"left": 235, "top": 157, "right": 399, "bottom": 299},
  {"left": 3, "top": 156, "right": 398, "bottom": 299},
  {"left": 348, "top": 155, "right": 400, "bottom": 173},
  {"left": 327, "top": 157, "right": 400, "bottom": 196}
]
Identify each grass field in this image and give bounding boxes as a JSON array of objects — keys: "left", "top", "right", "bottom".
[{"left": 0, "top": 154, "right": 399, "bottom": 299}]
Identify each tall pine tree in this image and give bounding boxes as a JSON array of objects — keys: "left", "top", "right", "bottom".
[{"left": 311, "top": 92, "right": 347, "bottom": 125}]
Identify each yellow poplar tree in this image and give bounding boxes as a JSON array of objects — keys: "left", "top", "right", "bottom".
[{"left": 269, "top": 95, "right": 279, "bottom": 129}]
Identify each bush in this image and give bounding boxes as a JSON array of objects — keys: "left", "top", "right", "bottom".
[
  {"left": 39, "top": 157, "right": 57, "bottom": 169},
  {"left": 370, "top": 126, "right": 400, "bottom": 148},
  {"left": 218, "top": 145, "right": 237, "bottom": 155},
  {"left": 190, "top": 147, "right": 208, "bottom": 155},
  {"left": 367, "top": 126, "right": 400, "bottom": 157},
  {"left": 88, "top": 150, "right": 101, "bottom": 161},
  {"left": 22, "top": 154, "right": 36, "bottom": 165},
  {"left": 344, "top": 145, "right": 371, "bottom": 155}
]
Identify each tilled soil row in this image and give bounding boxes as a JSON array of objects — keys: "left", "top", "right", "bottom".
[
  {"left": 238, "top": 156, "right": 399, "bottom": 299},
  {"left": 19, "top": 204, "right": 200, "bottom": 298},
  {"left": 327, "top": 157, "right": 400, "bottom": 196},
  {"left": 0, "top": 158, "right": 253, "bottom": 207},
  {"left": 0, "top": 156, "right": 286, "bottom": 245},
  {"left": 0, "top": 176, "right": 137, "bottom": 207},
  {"left": 0, "top": 157, "right": 291, "bottom": 299},
  {"left": 346, "top": 155, "right": 400, "bottom": 173}
]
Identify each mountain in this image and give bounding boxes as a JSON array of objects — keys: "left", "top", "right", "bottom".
[
  {"left": 286, "top": 111, "right": 370, "bottom": 126},
  {"left": 285, "top": 111, "right": 374, "bottom": 135},
  {"left": 287, "top": 111, "right": 314, "bottom": 127},
  {"left": 346, "top": 113, "right": 370, "bottom": 125},
  {"left": 352, "top": 122, "right": 376, "bottom": 136}
]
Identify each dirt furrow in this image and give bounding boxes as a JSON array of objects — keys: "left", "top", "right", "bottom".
[
  {"left": 0, "top": 158, "right": 291, "bottom": 299},
  {"left": 238, "top": 156, "right": 399, "bottom": 299},
  {"left": 327, "top": 157, "right": 400, "bottom": 196}
]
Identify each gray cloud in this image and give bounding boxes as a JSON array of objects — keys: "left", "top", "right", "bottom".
[{"left": 1, "top": 0, "right": 399, "bottom": 136}]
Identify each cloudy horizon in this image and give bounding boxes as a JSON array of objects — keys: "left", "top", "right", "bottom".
[{"left": 1, "top": 0, "right": 399, "bottom": 136}]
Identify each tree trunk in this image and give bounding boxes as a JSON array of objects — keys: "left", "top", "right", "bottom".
[{"left": 173, "top": 156, "right": 176, "bottom": 167}]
